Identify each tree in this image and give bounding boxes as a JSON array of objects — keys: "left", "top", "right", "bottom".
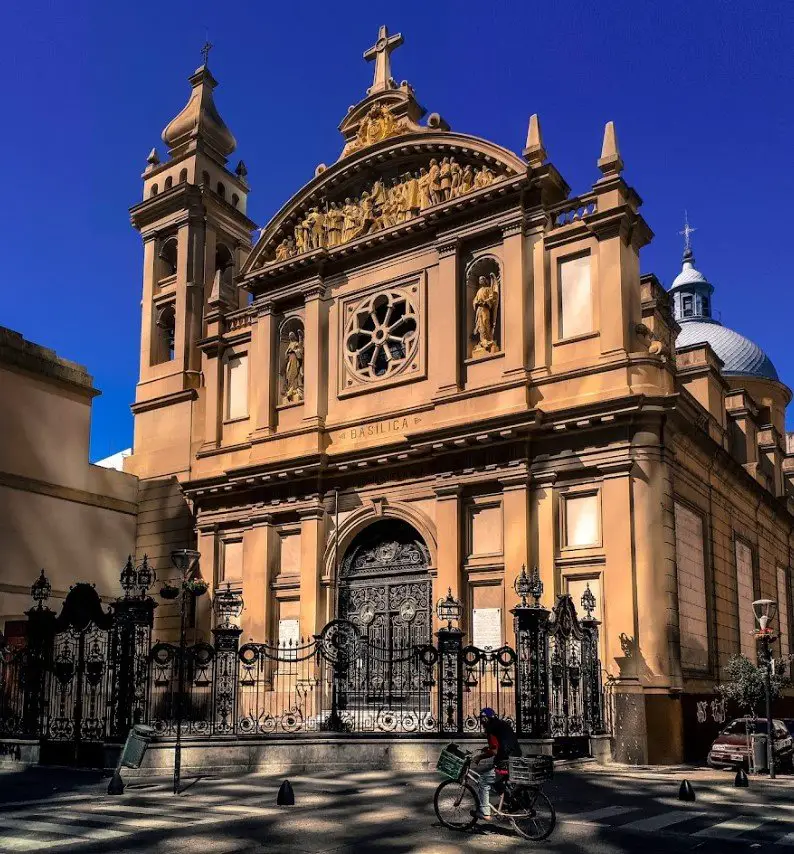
[{"left": 716, "top": 654, "right": 789, "bottom": 717}]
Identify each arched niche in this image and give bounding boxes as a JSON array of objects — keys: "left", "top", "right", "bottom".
[
  {"left": 152, "top": 302, "right": 175, "bottom": 364},
  {"left": 278, "top": 316, "right": 304, "bottom": 405},
  {"left": 157, "top": 236, "right": 178, "bottom": 283},
  {"left": 164, "top": 176, "right": 173, "bottom": 190},
  {"left": 465, "top": 255, "right": 502, "bottom": 359}
]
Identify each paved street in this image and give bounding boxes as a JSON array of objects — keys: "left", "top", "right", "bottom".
[{"left": 0, "top": 764, "right": 793, "bottom": 852}]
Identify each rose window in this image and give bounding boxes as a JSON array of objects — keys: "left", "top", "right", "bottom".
[{"left": 344, "top": 290, "right": 418, "bottom": 382}]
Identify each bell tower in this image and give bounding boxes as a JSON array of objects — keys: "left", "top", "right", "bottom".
[{"left": 126, "top": 49, "right": 256, "bottom": 593}]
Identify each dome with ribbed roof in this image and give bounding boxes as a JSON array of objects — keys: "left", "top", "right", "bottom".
[{"left": 670, "top": 234, "right": 780, "bottom": 382}]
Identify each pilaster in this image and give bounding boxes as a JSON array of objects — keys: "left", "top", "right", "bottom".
[
  {"left": 433, "top": 483, "right": 463, "bottom": 632},
  {"left": 530, "top": 470, "right": 556, "bottom": 606},
  {"left": 433, "top": 238, "right": 461, "bottom": 396},
  {"left": 302, "top": 281, "right": 328, "bottom": 429},
  {"left": 250, "top": 303, "right": 276, "bottom": 440},
  {"left": 298, "top": 505, "right": 326, "bottom": 638},
  {"left": 501, "top": 219, "right": 529, "bottom": 378},
  {"left": 500, "top": 473, "right": 531, "bottom": 643},
  {"left": 241, "top": 513, "right": 274, "bottom": 642}
]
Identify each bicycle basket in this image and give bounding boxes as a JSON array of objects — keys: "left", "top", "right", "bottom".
[
  {"left": 436, "top": 746, "right": 467, "bottom": 781},
  {"left": 508, "top": 754, "right": 554, "bottom": 785}
]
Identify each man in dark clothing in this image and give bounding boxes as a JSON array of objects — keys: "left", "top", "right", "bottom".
[{"left": 471, "top": 707, "right": 522, "bottom": 819}]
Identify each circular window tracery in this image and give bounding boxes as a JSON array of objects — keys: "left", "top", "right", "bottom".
[{"left": 344, "top": 289, "right": 418, "bottom": 382}]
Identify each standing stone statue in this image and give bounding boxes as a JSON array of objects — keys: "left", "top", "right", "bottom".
[
  {"left": 472, "top": 273, "right": 500, "bottom": 356},
  {"left": 283, "top": 331, "right": 305, "bottom": 403}
]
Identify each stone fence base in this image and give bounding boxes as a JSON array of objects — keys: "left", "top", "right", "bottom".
[{"left": 122, "top": 736, "right": 558, "bottom": 778}]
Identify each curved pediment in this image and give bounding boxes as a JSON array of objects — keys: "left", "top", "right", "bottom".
[{"left": 242, "top": 132, "right": 528, "bottom": 276}]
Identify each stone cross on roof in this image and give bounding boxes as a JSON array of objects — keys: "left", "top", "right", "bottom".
[{"left": 364, "top": 25, "right": 403, "bottom": 95}]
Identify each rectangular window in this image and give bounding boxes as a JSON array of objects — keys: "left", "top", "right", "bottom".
[
  {"left": 735, "top": 540, "right": 756, "bottom": 660},
  {"left": 674, "top": 502, "right": 709, "bottom": 671},
  {"left": 564, "top": 493, "right": 600, "bottom": 548},
  {"left": 225, "top": 354, "right": 249, "bottom": 420},
  {"left": 682, "top": 295, "right": 694, "bottom": 317},
  {"left": 559, "top": 255, "right": 592, "bottom": 339},
  {"left": 777, "top": 565, "right": 790, "bottom": 667},
  {"left": 221, "top": 539, "right": 243, "bottom": 582}
]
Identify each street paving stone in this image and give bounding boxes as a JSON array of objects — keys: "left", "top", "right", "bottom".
[{"left": 0, "top": 768, "right": 792, "bottom": 852}]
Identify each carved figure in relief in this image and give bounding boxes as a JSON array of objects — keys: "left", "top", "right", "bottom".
[
  {"left": 474, "top": 165, "right": 495, "bottom": 189},
  {"left": 427, "top": 159, "right": 442, "bottom": 206},
  {"left": 472, "top": 273, "right": 500, "bottom": 356},
  {"left": 417, "top": 167, "right": 431, "bottom": 210},
  {"left": 450, "top": 158, "right": 462, "bottom": 198},
  {"left": 459, "top": 165, "right": 474, "bottom": 194},
  {"left": 325, "top": 202, "right": 344, "bottom": 248},
  {"left": 439, "top": 157, "right": 452, "bottom": 201},
  {"left": 283, "top": 330, "right": 305, "bottom": 402},
  {"left": 267, "top": 157, "right": 506, "bottom": 264}
]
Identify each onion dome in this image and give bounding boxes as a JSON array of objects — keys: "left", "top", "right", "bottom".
[
  {"left": 162, "top": 63, "right": 236, "bottom": 161},
  {"left": 670, "top": 223, "right": 779, "bottom": 381}
]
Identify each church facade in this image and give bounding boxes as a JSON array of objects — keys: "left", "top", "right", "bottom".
[{"left": 125, "top": 28, "right": 794, "bottom": 763}]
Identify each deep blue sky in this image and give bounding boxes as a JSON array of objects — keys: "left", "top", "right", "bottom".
[{"left": 2, "top": 1, "right": 792, "bottom": 460}]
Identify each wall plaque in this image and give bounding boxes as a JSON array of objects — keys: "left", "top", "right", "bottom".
[{"left": 472, "top": 607, "right": 502, "bottom": 651}]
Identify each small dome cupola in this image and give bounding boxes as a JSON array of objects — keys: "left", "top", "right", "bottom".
[
  {"left": 161, "top": 44, "right": 237, "bottom": 163},
  {"left": 669, "top": 215, "right": 714, "bottom": 322}
]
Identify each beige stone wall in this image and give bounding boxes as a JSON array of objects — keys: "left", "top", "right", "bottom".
[{"left": 0, "top": 329, "right": 138, "bottom": 629}]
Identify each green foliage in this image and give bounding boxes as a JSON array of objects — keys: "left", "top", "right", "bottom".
[{"left": 716, "top": 654, "right": 789, "bottom": 716}]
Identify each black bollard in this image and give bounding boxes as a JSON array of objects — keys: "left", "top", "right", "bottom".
[
  {"left": 735, "top": 767, "right": 749, "bottom": 788},
  {"left": 276, "top": 780, "right": 295, "bottom": 806},
  {"left": 107, "top": 769, "right": 125, "bottom": 795},
  {"left": 678, "top": 780, "right": 695, "bottom": 802}
]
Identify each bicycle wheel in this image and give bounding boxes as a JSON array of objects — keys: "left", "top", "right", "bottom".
[
  {"left": 434, "top": 779, "right": 480, "bottom": 831},
  {"left": 510, "top": 786, "right": 556, "bottom": 841}
]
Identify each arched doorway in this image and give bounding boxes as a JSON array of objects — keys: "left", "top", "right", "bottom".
[{"left": 338, "top": 519, "right": 432, "bottom": 651}]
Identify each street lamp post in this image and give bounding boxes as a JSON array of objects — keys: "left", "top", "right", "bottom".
[
  {"left": 752, "top": 598, "right": 778, "bottom": 780},
  {"left": 166, "top": 548, "right": 202, "bottom": 795}
]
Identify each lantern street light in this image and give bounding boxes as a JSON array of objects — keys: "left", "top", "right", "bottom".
[
  {"left": 436, "top": 588, "right": 463, "bottom": 631},
  {"left": 165, "top": 548, "right": 202, "bottom": 795},
  {"left": 30, "top": 570, "right": 52, "bottom": 610},
  {"left": 752, "top": 598, "right": 778, "bottom": 779},
  {"left": 214, "top": 582, "right": 244, "bottom": 629}
]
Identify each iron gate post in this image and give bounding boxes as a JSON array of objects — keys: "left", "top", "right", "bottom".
[
  {"left": 580, "top": 616, "right": 603, "bottom": 735},
  {"left": 512, "top": 603, "right": 550, "bottom": 738},
  {"left": 110, "top": 596, "right": 156, "bottom": 740},
  {"left": 436, "top": 626, "right": 464, "bottom": 735},
  {"left": 23, "top": 603, "right": 56, "bottom": 738},
  {"left": 211, "top": 624, "right": 243, "bottom": 735}
]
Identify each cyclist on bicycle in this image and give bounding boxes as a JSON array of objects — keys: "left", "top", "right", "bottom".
[{"left": 471, "top": 707, "right": 522, "bottom": 820}]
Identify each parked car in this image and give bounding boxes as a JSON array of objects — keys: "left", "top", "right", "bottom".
[{"left": 707, "top": 717, "right": 793, "bottom": 770}]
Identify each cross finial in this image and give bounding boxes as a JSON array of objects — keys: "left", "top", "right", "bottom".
[
  {"left": 363, "top": 25, "right": 404, "bottom": 95},
  {"left": 200, "top": 40, "right": 213, "bottom": 67},
  {"left": 679, "top": 210, "right": 697, "bottom": 254}
]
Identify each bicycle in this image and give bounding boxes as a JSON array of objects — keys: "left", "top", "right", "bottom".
[{"left": 433, "top": 744, "right": 556, "bottom": 841}]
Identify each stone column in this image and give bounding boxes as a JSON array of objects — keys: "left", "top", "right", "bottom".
[
  {"left": 433, "top": 484, "right": 463, "bottom": 632},
  {"left": 433, "top": 239, "right": 461, "bottom": 396},
  {"left": 500, "top": 473, "right": 531, "bottom": 644},
  {"left": 302, "top": 281, "right": 327, "bottom": 429},
  {"left": 250, "top": 303, "right": 275, "bottom": 440},
  {"left": 241, "top": 513, "right": 275, "bottom": 643},
  {"left": 501, "top": 219, "right": 529, "bottom": 378},
  {"left": 530, "top": 471, "right": 557, "bottom": 606},
  {"left": 298, "top": 506, "right": 326, "bottom": 639}
]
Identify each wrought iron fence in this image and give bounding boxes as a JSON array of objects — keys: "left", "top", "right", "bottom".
[{"left": 0, "top": 563, "right": 605, "bottom": 753}]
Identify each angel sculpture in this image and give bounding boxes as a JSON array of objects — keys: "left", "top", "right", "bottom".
[{"left": 471, "top": 273, "right": 500, "bottom": 356}]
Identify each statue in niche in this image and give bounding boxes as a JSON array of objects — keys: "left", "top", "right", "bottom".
[
  {"left": 471, "top": 272, "right": 500, "bottom": 357},
  {"left": 283, "top": 330, "right": 305, "bottom": 403}
]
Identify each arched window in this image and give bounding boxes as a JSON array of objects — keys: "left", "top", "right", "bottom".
[
  {"left": 152, "top": 303, "right": 176, "bottom": 364},
  {"left": 232, "top": 193, "right": 240, "bottom": 208},
  {"left": 157, "top": 237, "right": 178, "bottom": 281},
  {"left": 279, "top": 316, "right": 305, "bottom": 404},
  {"left": 150, "top": 184, "right": 159, "bottom": 197},
  {"left": 201, "top": 170, "right": 210, "bottom": 186},
  {"left": 179, "top": 168, "right": 188, "bottom": 183},
  {"left": 164, "top": 176, "right": 173, "bottom": 190},
  {"left": 465, "top": 256, "right": 502, "bottom": 358},
  {"left": 217, "top": 182, "right": 226, "bottom": 199}
]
